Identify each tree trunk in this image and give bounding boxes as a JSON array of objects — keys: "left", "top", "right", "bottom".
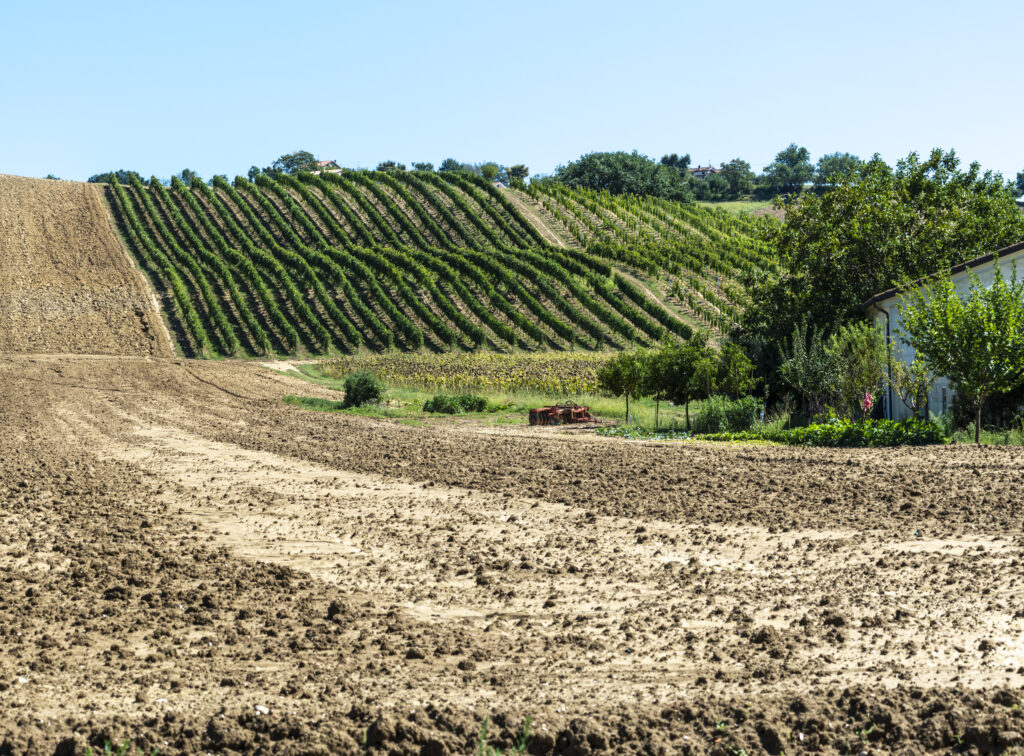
[
  {"left": 655, "top": 398, "right": 660, "bottom": 430},
  {"left": 626, "top": 394, "right": 630, "bottom": 425},
  {"left": 685, "top": 401, "right": 691, "bottom": 431},
  {"left": 975, "top": 404, "right": 982, "bottom": 445}
]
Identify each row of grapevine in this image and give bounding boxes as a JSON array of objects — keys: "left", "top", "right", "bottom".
[
  {"left": 107, "top": 167, "right": 765, "bottom": 357},
  {"left": 523, "top": 180, "right": 779, "bottom": 332}
]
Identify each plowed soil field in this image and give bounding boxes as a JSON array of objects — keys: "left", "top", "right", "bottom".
[
  {"left": 0, "top": 175, "right": 170, "bottom": 357},
  {"left": 2, "top": 356, "right": 1023, "bottom": 755}
]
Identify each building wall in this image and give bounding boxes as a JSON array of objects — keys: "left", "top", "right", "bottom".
[{"left": 868, "top": 249, "right": 1024, "bottom": 420}]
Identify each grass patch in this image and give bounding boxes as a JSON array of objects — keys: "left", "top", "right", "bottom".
[
  {"left": 283, "top": 363, "right": 707, "bottom": 429},
  {"left": 697, "top": 199, "right": 774, "bottom": 215},
  {"left": 283, "top": 394, "right": 404, "bottom": 419},
  {"left": 949, "top": 427, "right": 1024, "bottom": 445}
]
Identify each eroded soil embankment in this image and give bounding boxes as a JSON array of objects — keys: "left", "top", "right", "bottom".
[
  {"left": 0, "top": 175, "right": 170, "bottom": 356},
  {"left": 2, "top": 357, "right": 1024, "bottom": 755}
]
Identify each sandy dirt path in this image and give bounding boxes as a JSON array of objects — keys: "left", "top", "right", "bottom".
[{"left": 505, "top": 189, "right": 571, "bottom": 248}]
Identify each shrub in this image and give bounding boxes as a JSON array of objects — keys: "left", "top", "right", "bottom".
[
  {"left": 423, "top": 394, "right": 488, "bottom": 414},
  {"left": 692, "top": 395, "right": 763, "bottom": 433},
  {"left": 698, "top": 417, "right": 944, "bottom": 447},
  {"left": 595, "top": 417, "right": 944, "bottom": 447},
  {"left": 342, "top": 371, "right": 385, "bottom": 408}
]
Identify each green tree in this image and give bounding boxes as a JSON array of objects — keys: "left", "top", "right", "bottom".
[
  {"left": 899, "top": 261, "right": 1024, "bottom": 443},
  {"left": 597, "top": 350, "right": 650, "bottom": 424},
  {"left": 1016, "top": 170, "right": 1024, "bottom": 197},
  {"left": 779, "top": 321, "right": 886, "bottom": 419},
  {"left": 717, "top": 342, "right": 757, "bottom": 397},
  {"left": 438, "top": 158, "right": 468, "bottom": 173},
  {"left": 779, "top": 323, "right": 837, "bottom": 418},
  {"left": 480, "top": 162, "right": 500, "bottom": 181},
  {"left": 659, "top": 153, "right": 692, "bottom": 173},
  {"left": 174, "top": 168, "right": 198, "bottom": 185},
  {"left": 717, "top": 158, "right": 755, "bottom": 198},
  {"left": 270, "top": 150, "right": 317, "bottom": 174},
  {"left": 412, "top": 162, "right": 434, "bottom": 172},
  {"left": 45, "top": 174, "right": 60, "bottom": 180},
  {"left": 508, "top": 164, "right": 529, "bottom": 182},
  {"left": 743, "top": 149, "right": 1024, "bottom": 361},
  {"left": 890, "top": 357, "right": 934, "bottom": 418},
  {"left": 761, "top": 143, "right": 813, "bottom": 196},
  {"left": 656, "top": 334, "right": 716, "bottom": 430},
  {"left": 813, "top": 152, "right": 862, "bottom": 190},
  {"left": 376, "top": 160, "right": 406, "bottom": 172},
  {"left": 827, "top": 321, "right": 887, "bottom": 418},
  {"left": 87, "top": 169, "right": 138, "bottom": 184},
  {"left": 247, "top": 165, "right": 262, "bottom": 181},
  {"left": 555, "top": 151, "right": 693, "bottom": 201}
]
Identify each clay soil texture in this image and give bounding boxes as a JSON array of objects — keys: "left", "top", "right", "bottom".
[
  {"left": 0, "top": 176, "right": 170, "bottom": 357},
  {"left": 2, "top": 356, "right": 1023, "bottom": 755}
]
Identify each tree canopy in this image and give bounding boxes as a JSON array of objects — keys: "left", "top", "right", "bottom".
[
  {"left": 554, "top": 151, "right": 693, "bottom": 201},
  {"left": 900, "top": 262, "right": 1024, "bottom": 442},
  {"left": 813, "top": 152, "right": 862, "bottom": 189},
  {"left": 761, "top": 143, "right": 814, "bottom": 196},
  {"left": 438, "top": 158, "right": 470, "bottom": 174},
  {"left": 597, "top": 350, "right": 650, "bottom": 423},
  {"left": 269, "top": 150, "right": 317, "bottom": 175},
  {"left": 742, "top": 149, "right": 1024, "bottom": 354},
  {"left": 87, "top": 169, "right": 138, "bottom": 184}
]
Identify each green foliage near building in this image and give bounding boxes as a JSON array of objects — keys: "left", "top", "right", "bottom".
[
  {"left": 268, "top": 150, "right": 318, "bottom": 175},
  {"left": 778, "top": 321, "right": 886, "bottom": 420},
  {"left": 900, "top": 261, "right": 1024, "bottom": 443},
  {"left": 742, "top": 148, "right": 1024, "bottom": 394}
]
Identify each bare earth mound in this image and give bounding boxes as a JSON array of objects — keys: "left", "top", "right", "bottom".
[
  {"left": 2, "top": 357, "right": 1024, "bottom": 755},
  {"left": 0, "top": 175, "right": 170, "bottom": 356}
]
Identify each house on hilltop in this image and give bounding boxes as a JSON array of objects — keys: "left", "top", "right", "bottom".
[
  {"left": 862, "top": 240, "right": 1024, "bottom": 420},
  {"left": 689, "top": 165, "right": 719, "bottom": 179},
  {"left": 315, "top": 160, "right": 342, "bottom": 173}
]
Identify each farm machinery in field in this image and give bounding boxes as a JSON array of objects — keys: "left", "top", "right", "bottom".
[{"left": 528, "top": 402, "right": 598, "bottom": 426}]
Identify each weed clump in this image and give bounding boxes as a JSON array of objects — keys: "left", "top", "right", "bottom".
[
  {"left": 691, "top": 395, "right": 763, "bottom": 434},
  {"left": 423, "top": 393, "right": 488, "bottom": 414}
]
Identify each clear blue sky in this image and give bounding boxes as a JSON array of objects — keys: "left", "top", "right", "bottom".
[{"left": 2, "top": 0, "right": 1021, "bottom": 182}]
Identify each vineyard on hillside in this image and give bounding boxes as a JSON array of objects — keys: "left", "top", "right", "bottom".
[
  {"left": 107, "top": 170, "right": 776, "bottom": 358},
  {"left": 520, "top": 181, "right": 780, "bottom": 333}
]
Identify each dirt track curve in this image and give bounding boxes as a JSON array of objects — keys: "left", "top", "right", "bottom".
[
  {"left": 3, "top": 356, "right": 1024, "bottom": 755},
  {"left": 0, "top": 175, "right": 170, "bottom": 356}
]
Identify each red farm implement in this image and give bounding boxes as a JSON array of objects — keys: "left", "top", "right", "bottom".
[{"left": 528, "top": 402, "right": 597, "bottom": 426}]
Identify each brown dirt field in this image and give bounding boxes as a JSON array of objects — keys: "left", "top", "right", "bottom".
[
  {"left": 2, "top": 356, "right": 1024, "bottom": 754},
  {"left": 0, "top": 176, "right": 171, "bottom": 357}
]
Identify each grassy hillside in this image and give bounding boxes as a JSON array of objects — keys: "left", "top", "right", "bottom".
[{"left": 107, "top": 170, "right": 776, "bottom": 358}]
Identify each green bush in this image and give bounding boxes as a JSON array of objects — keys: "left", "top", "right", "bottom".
[
  {"left": 692, "top": 395, "right": 763, "bottom": 433},
  {"left": 596, "top": 417, "right": 944, "bottom": 447},
  {"left": 342, "top": 371, "right": 385, "bottom": 408},
  {"left": 699, "top": 417, "right": 944, "bottom": 447},
  {"left": 423, "top": 393, "right": 489, "bottom": 414}
]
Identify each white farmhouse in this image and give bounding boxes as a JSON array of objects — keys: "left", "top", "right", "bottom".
[{"left": 862, "top": 240, "right": 1024, "bottom": 420}]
